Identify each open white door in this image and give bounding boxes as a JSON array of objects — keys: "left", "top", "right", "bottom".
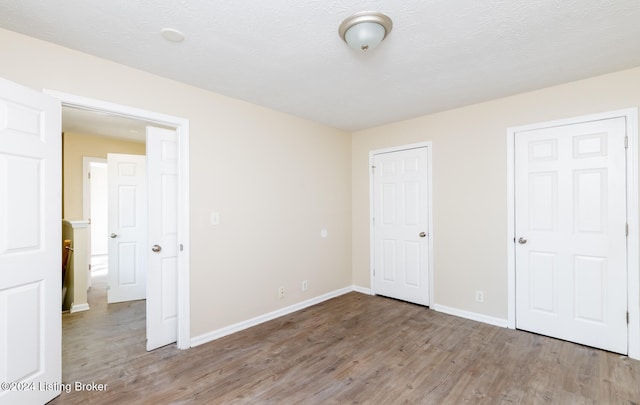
[
  {"left": 372, "top": 146, "right": 430, "bottom": 306},
  {"left": 107, "top": 153, "right": 147, "bottom": 303},
  {"left": 0, "top": 77, "right": 61, "bottom": 403},
  {"left": 146, "top": 126, "right": 178, "bottom": 350}
]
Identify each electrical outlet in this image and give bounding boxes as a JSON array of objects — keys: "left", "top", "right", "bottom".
[
  {"left": 278, "top": 286, "right": 285, "bottom": 299},
  {"left": 302, "top": 280, "right": 308, "bottom": 291},
  {"left": 475, "top": 290, "right": 484, "bottom": 303}
]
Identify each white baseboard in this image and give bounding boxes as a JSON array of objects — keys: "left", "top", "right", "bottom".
[
  {"left": 190, "top": 287, "right": 509, "bottom": 349},
  {"left": 353, "top": 287, "right": 507, "bottom": 329},
  {"left": 191, "top": 286, "right": 355, "bottom": 348},
  {"left": 352, "top": 285, "right": 372, "bottom": 295},
  {"left": 431, "top": 303, "right": 508, "bottom": 328},
  {"left": 70, "top": 302, "right": 90, "bottom": 313}
]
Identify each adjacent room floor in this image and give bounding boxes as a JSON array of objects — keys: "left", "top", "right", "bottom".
[{"left": 49, "top": 277, "right": 640, "bottom": 404}]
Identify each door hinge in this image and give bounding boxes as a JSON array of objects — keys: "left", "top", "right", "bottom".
[
  {"left": 626, "top": 223, "right": 629, "bottom": 237},
  {"left": 88, "top": 172, "right": 91, "bottom": 179},
  {"left": 627, "top": 311, "right": 630, "bottom": 324},
  {"left": 180, "top": 244, "right": 184, "bottom": 252},
  {"left": 373, "top": 268, "right": 375, "bottom": 276},
  {"left": 371, "top": 165, "right": 376, "bottom": 174},
  {"left": 625, "top": 136, "right": 629, "bottom": 149},
  {"left": 88, "top": 264, "right": 91, "bottom": 270}
]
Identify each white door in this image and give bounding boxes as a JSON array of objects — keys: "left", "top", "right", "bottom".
[
  {"left": 146, "top": 126, "right": 178, "bottom": 350},
  {"left": 372, "top": 147, "right": 430, "bottom": 306},
  {"left": 515, "top": 117, "right": 628, "bottom": 354},
  {"left": 0, "top": 77, "right": 61, "bottom": 403},
  {"left": 107, "top": 153, "right": 147, "bottom": 303}
]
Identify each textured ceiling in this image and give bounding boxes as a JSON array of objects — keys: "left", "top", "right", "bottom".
[{"left": 2, "top": 0, "right": 640, "bottom": 132}]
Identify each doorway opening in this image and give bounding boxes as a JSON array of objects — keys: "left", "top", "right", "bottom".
[
  {"left": 89, "top": 160, "right": 108, "bottom": 276},
  {"left": 85, "top": 159, "right": 108, "bottom": 286},
  {"left": 49, "top": 89, "right": 191, "bottom": 350}
]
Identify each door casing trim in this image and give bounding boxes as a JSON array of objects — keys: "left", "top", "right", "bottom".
[
  {"left": 506, "top": 108, "right": 639, "bottom": 360},
  {"left": 45, "top": 89, "right": 191, "bottom": 350}
]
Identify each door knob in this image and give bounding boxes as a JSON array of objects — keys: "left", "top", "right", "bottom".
[
  {"left": 518, "top": 237, "right": 527, "bottom": 244},
  {"left": 151, "top": 244, "right": 162, "bottom": 252},
  {"left": 419, "top": 232, "right": 427, "bottom": 238},
  {"left": 110, "top": 233, "right": 118, "bottom": 239}
]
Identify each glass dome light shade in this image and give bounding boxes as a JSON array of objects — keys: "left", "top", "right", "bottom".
[{"left": 344, "top": 21, "right": 386, "bottom": 52}]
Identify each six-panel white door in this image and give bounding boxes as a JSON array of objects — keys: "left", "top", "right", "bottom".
[
  {"left": 146, "top": 126, "right": 178, "bottom": 350},
  {"left": 515, "top": 117, "right": 628, "bottom": 354},
  {"left": 107, "top": 153, "right": 148, "bottom": 303},
  {"left": 372, "top": 147, "right": 430, "bottom": 306},
  {"left": 0, "top": 77, "right": 61, "bottom": 403}
]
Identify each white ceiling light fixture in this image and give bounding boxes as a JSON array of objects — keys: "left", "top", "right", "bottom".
[{"left": 339, "top": 11, "right": 393, "bottom": 52}]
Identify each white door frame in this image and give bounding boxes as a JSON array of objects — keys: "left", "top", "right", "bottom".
[
  {"left": 82, "top": 157, "right": 108, "bottom": 223},
  {"left": 506, "top": 108, "right": 639, "bottom": 360},
  {"left": 45, "top": 89, "right": 191, "bottom": 350},
  {"left": 368, "top": 142, "right": 434, "bottom": 306}
]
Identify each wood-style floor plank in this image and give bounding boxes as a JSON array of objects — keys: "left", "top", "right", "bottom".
[{"left": 48, "top": 276, "right": 640, "bottom": 404}]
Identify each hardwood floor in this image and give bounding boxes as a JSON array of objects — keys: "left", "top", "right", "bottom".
[{"left": 49, "top": 278, "right": 640, "bottom": 404}]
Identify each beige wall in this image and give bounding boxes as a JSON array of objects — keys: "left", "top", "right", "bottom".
[
  {"left": 0, "top": 28, "right": 352, "bottom": 337},
  {"left": 3, "top": 26, "right": 638, "bottom": 337},
  {"left": 63, "top": 132, "right": 146, "bottom": 219},
  {"left": 352, "top": 66, "right": 640, "bottom": 320}
]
